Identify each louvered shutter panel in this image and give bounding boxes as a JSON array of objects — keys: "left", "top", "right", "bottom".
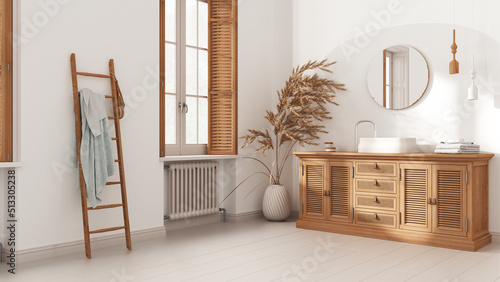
[
  {"left": 0, "top": 0, "right": 12, "bottom": 162},
  {"left": 207, "top": 0, "right": 237, "bottom": 155},
  {"left": 329, "top": 162, "right": 352, "bottom": 223},
  {"left": 433, "top": 165, "right": 467, "bottom": 237},
  {"left": 302, "top": 162, "right": 325, "bottom": 220},
  {"left": 400, "top": 164, "right": 431, "bottom": 232}
]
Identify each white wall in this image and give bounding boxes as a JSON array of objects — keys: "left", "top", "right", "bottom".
[
  {"left": 5, "top": 0, "right": 164, "bottom": 251},
  {"left": 230, "top": 0, "right": 293, "bottom": 214},
  {"left": 293, "top": 0, "right": 500, "bottom": 233}
]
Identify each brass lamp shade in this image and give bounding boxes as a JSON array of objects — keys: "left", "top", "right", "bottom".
[{"left": 450, "top": 29, "right": 459, "bottom": 74}]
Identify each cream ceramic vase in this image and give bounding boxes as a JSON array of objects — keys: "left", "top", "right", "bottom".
[{"left": 262, "top": 184, "right": 291, "bottom": 221}]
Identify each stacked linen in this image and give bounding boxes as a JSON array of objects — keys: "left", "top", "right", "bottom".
[{"left": 434, "top": 142, "right": 480, "bottom": 154}]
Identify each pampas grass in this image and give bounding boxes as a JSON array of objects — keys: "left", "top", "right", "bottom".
[{"left": 241, "top": 59, "right": 346, "bottom": 184}]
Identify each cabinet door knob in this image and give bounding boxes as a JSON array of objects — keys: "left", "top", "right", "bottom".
[
  {"left": 427, "top": 198, "right": 438, "bottom": 205},
  {"left": 323, "top": 190, "right": 330, "bottom": 196},
  {"left": 373, "top": 196, "right": 380, "bottom": 203}
]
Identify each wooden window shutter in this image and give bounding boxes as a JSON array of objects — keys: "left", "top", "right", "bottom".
[
  {"left": 159, "top": 0, "right": 165, "bottom": 157},
  {"left": 0, "top": 0, "right": 12, "bottom": 162},
  {"left": 207, "top": 0, "right": 238, "bottom": 155}
]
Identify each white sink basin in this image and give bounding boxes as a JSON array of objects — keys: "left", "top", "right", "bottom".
[{"left": 358, "top": 138, "right": 418, "bottom": 153}]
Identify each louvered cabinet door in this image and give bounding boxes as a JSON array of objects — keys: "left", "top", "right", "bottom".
[
  {"left": 432, "top": 165, "right": 467, "bottom": 237},
  {"left": 301, "top": 161, "right": 326, "bottom": 220},
  {"left": 327, "top": 162, "right": 352, "bottom": 223},
  {"left": 400, "top": 164, "right": 432, "bottom": 232}
]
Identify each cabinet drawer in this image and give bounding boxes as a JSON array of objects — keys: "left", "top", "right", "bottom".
[
  {"left": 355, "top": 211, "right": 396, "bottom": 229},
  {"left": 356, "top": 179, "right": 397, "bottom": 194},
  {"left": 356, "top": 162, "right": 397, "bottom": 177},
  {"left": 355, "top": 195, "right": 397, "bottom": 211}
]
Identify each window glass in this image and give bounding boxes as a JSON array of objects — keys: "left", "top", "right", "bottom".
[
  {"left": 186, "top": 47, "right": 198, "bottom": 95},
  {"left": 166, "top": 44, "right": 176, "bottom": 93},
  {"left": 166, "top": 0, "right": 176, "bottom": 42},
  {"left": 198, "top": 50, "right": 208, "bottom": 97},
  {"left": 198, "top": 1, "right": 208, "bottom": 49},
  {"left": 165, "top": 95, "right": 177, "bottom": 144},
  {"left": 198, "top": 97, "right": 208, "bottom": 144},
  {"left": 186, "top": 96, "right": 198, "bottom": 144},
  {"left": 186, "top": 0, "right": 198, "bottom": 46}
]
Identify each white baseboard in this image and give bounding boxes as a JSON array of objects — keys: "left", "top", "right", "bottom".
[
  {"left": 289, "top": 210, "right": 299, "bottom": 220},
  {"left": 491, "top": 231, "right": 500, "bottom": 243},
  {"left": 165, "top": 213, "right": 222, "bottom": 231},
  {"left": 2, "top": 226, "right": 166, "bottom": 264},
  {"left": 226, "top": 210, "right": 264, "bottom": 223}
]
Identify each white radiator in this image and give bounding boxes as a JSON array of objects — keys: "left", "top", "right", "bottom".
[{"left": 167, "top": 161, "right": 219, "bottom": 220}]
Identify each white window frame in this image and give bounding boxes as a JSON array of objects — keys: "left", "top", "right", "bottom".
[{"left": 165, "top": 0, "right": 208, "bottom": 156}]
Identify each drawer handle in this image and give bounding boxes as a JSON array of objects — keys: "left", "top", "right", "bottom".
[
  {"left": 373, "top": 180, "right": 379, "bottom": 186},
  {"left": 373, "top": 213, "right": 380, "bottom": 220},
  {"left": 373, "top": 196, "right": 380, "bottom": 203},
  {"left": 373, "top": 163, "right": 379, "bottom": 170}
]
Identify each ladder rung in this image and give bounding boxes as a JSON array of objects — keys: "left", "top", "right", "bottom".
[
  {"left": 76, "top": 72, "right": 112, "bottom": 79},
  {"left": 108, "top": 116, "right": 116, "bottom": 120},
  {"left": 87, "top": 204, "right": 124, "bottom": 210},
  {"left": 89, "top": 226, "right": 125, "bottom": 234},
  {"left": 105, "top": 95, "right": 113, "bottom": 98},
  {"left": 106, "top": 181, "right": 121, "bottom": 185}
]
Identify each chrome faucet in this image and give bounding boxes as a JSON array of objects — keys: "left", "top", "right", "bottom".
[{"left": 355, "top": 120, "right": 377, "bottom": 152}]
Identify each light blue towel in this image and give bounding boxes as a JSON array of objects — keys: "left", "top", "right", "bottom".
[{"left": 79, "top": 88, "right": 115, "bottom": 208}]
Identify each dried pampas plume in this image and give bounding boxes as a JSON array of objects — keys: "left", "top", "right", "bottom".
[{"left": 241, "top": 59, "right": 346, "bottom": 185}]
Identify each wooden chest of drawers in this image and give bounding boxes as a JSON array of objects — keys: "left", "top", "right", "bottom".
[{"left": 295, "top": 152, "right": 494, "bottom": 251}]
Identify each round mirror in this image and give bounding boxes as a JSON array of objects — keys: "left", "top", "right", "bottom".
[{"left": 367, "top": 45, "right": 429, "bottom": 110}]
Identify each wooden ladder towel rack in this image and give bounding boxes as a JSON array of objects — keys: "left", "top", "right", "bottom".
[{"left": 70, "top": 53, "right": 131, "bottom": 259}]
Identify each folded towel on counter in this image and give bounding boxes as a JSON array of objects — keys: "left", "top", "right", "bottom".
[
  {"left": 435, "top": 148, "right": 480, "bottom": 154},
  {"left": 435, "top": 141, "right": 480, "bottom": 154},
  {"left": 436, "top": 144, "right": 480, "bottom": 149}
]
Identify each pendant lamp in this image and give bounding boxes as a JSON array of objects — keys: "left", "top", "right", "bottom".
[
  {"left": 450, "top": 0, "right": 459, "bottom": 74},
  {"left": 468, "top": 0, "right": 478, "bottom": 100}
]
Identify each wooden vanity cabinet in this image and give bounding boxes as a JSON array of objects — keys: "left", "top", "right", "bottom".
[{"left": 295, "top": 152, "right": 494, "bottom": 251}]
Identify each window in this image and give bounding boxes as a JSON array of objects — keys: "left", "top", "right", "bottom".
[
  {"left": 0, "top": 0, "right": 12, "bottom": 162},
  {"left": 160, "top": 0, "right": 237, "bottom": 157}
]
